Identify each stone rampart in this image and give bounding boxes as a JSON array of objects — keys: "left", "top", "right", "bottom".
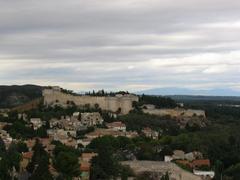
[{"left": 42, "top": 88, "right": 138, "bottom": 115}]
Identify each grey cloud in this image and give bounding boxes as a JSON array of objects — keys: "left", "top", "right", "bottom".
[{"left": 0, "top": 0, "right": 240, "bottom": 92}]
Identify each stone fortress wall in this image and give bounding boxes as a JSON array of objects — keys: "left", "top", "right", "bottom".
[
  {"left": 42, "top": 87, "right": 139, "bottom": 115},
  {"left": 143, "top": 108, "right": 206, "bottom": 118}
]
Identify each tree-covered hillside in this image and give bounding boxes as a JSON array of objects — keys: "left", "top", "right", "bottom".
[{"left": 0, "top": 85, "right": 43, "bottom": 108}]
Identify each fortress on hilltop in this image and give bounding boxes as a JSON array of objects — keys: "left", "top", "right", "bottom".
[{"left": 42, "top": 87, "right": 139, "bottom": 115}]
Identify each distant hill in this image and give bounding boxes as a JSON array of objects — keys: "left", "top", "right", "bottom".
[
  {"left": 168, "top": 95, "right": 240, "bottom": 102},
  {"left": 0, "top": 85, "right": 43, "bottom": 108},
  {"left": 136, "top": 87, "right": 240, "bottom": 97}
]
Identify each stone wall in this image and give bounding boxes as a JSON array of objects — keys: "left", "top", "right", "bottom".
[
  {"left": 121, "top": 161, "right": 202, "bottom": 180},
  {"left": 143, "top": 108, "right": 206, "bottom": 118},
  {"left": 42, "top": 88, "right": 138, "bottom": 115}
]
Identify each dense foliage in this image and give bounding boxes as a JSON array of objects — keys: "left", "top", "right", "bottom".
[
  {"left": 172, "top": 98, "right": 240, "bottom": 180},
  {"left": 138, "top": 95, "right": 177, "bottom": 108},
  {"left": 119, "top": 112, "right": 180, "bottom": 135},
  {"left": 0, "top": 85, "right": 42, "bottom": 108},
  {"left": 1, "top": 88, "right": 240, "bottom": 179},
  {"left": 53, "top": 142, "right": 81, "bottom": 179},
  {"left": 87, "top": 136, "right": 135, "bottom": 180},
  {"left": 0, "top": 138, "right": 27, "bottom": 179},
  {"left": 27, "top": 139, "right": 53, "bottom": 180}
]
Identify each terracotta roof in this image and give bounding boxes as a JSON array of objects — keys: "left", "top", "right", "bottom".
[
  {"left": 192, "top": 159, "right": 210, "bottom": 167},
  {"left": 80, "top": 162, "right": 91, "bottom": 172},
  {"left": 107, "top": 121, "right": 126, "bottom": 128},
  {"left": 82, "top": 153, "right": 98, "bottom": 160}
]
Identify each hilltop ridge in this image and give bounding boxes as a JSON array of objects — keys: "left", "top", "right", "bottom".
[{"left": 0, "top": 85, "right": 43, "bottom": 108}]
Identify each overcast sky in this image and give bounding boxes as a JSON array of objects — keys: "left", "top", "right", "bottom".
[{"left": 1, "top": 0, "right": 240, "bottom": 92}]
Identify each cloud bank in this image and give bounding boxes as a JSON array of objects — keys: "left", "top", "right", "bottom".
[{"left": 0, "top": 0, "right": 240, "bottom": 92}]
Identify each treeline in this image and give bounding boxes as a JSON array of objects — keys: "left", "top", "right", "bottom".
[
  {"left": 138, "top": 95, "right": 177, "bottom": 108},
  {"left": 85, "top": 90, "right": 130, "bottom": 97},
  {"left": 119, "top": 112, "right": 180, "bottom": 135}
]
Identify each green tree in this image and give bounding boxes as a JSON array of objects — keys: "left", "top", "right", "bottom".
[
  {"left": 0, "top": 157, "right": 11, "bottom": 180},
  {"left": 0, "top": 137, "right": 6, "bottom": 153},
  {"left": 27, "top": 139, "right": 49, "bottom": 173},
  {"left": 16, "top": 141, "right": 28, "bottom": 153},
  {"left": 214, "top": 160, "right": 224, "bottom": 180},
  {"left": 29, "top": 158, "right": 53, "bottom": 180},
  {"left": 54, "top": 151, "right": 80, "bottom": 178},
  {"left": 90, "top": 144, "right": 119, "bottom": 180},
  {"left": 7, "top": 143, "right": 21, "bottom": 171}
]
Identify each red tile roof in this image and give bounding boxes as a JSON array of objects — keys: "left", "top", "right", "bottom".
[
  {"left": 82, "top": 153, "right": 98, "bottom": 160},
  {"left": 107, "top": 121, "right": 126, "bottom": 128},
  {"left": 192, "top": 159, "right": 210, "bottom": 167},
  {"left": 80, "top": 162, "right": 91, "bottom": 172}
]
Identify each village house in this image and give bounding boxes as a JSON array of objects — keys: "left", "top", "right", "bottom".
[
  {"left": 50, "top": 129, "right": 76, "bottom": 140},
  {"left": 85, "top": 128, "right": 121, "bottom": 140},
  {"left": 106, "top": 121, "right": 126, "bottom": 132},
  {"left": 166, "top": 149, "right": 213, "bottom": 179},
  {"left": 18, "top": 113, "right": 27, "bottom": 121},
  {"left": 0, "top": 109, "right": 9, "bottom": 118},
  {"left": 172, "top": 150, "right": 185, "bottom": 160},
  {"left": 185, "top": 151, "right": 203, "bottom": 161},
  {"left": 193, "top": 170, "right": 215, "bottom": 179},
  {"left": 72, "top": 112, "right": 80, "bottom": 119},
  {"left": 30, "top": 118, "right": 43, "bottom": 130},
  {"left": 47, "top": 129, "right": 78, "bottom": 148},
  {"left": 78, "top": 138, "right": 92, "bottom": 147},
  {"left": 64, "top": 139, "right": 78, "bottom": 149},
  {"left": 125, "top": 131, "right": 139, "bottom": 138},
  {"left": 175, "top": 159, "right": 211, "bottom": 169},
  {"left": 50, "top": 112, "right": 103, "bottom": 132},
  {"left": 65, "top": 119, "right": 82, "bottom": 131},
  {"left": 0, "top": 122, "right": 12, "bottom": 130},
  {"left": 164, "top": 155, "right": 173, "bottom": 162},
  {"left": 80, "top": 112, "right": 103, "bottom": 127},
  {"left": 141, "top": 127, "right": 159, "bottom": 139},
  {"left": 0, "top": 130, "right": 13, "bottom": 149},
  {"left": 85, "top": 128, "right": 138, "bottom": 141},
  {"left": 49, "top": 118, "right": 60, "bottom": 129},
  {"left": 50, "top": 117, "right": 82, "bottom": 131},
  {"left": 174, "top": 159, "right": 214, "bottom": 179},
  {"left": 165, "top": 150, "right": 204, "bottom": 162}
]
